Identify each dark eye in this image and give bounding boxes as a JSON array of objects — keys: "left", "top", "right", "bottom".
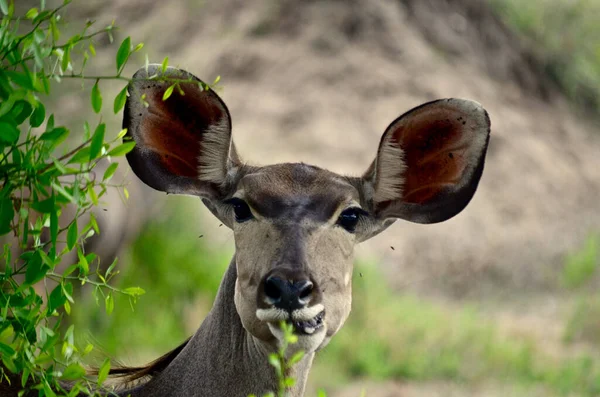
[
  {"left": 337, "top": 207, "right": 366, "bottom": 233},
  {"left": 226, "top": 198, "right": 254, "bottom": 223}
]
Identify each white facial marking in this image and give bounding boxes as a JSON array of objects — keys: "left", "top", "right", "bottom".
[
  {"left": 291, "top": 304, "right": 325, "bottom": 322},
  {"left": 256, "top": 308, "right": 289, "bottom": 322}
]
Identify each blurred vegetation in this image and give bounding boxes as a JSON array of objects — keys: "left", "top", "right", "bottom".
[
  {"left": 490, "top": 0, "right": 600, "bottom": 115},
  {"left": 73, "top": 197, "right": 230, "bottom": 356},
  {"left": 561, "top": 233, "right": 599, "bottom": 289},
  {"left": 316, "top": 263, "right": 600, "bottom": 396},
  {"left": 564, "top": 296, "right": 600, "bottom": 346},
  {"left": 562, "top": 234, "right": 600, "bottom": 348}
]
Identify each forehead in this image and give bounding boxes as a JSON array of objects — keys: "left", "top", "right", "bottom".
[{"left": 239, "top": 163, "right": 359, "bottom": 221}]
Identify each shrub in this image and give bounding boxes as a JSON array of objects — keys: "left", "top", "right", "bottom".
[{"left": 0, "top": 1, "right": 147, "bottom": 394}]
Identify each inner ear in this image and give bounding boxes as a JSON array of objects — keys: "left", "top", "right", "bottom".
[
  {"left": 366, "top": 98, "right": 490, "bottom": 223},
  {"left": 124, "top": 65, "right": 238, "bottom": 198}
]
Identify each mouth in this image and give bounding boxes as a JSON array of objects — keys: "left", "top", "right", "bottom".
[
  {"left": 291, "top": 310, "right": 325, "bottom": 335},
  {"left": 257, "top": 304, "right": 326, "bottom": 336}
]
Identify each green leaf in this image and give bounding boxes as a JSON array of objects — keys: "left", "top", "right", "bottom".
[
  {"left": 105, "top": 294, "right": 114, "bottom": 315},
  {"left": 51, "top": 182, "right": 75, "bottom": 204},
  {"left": 61, "top": 363, "right": 86, "bottom": 381},
  {"left": 91, "top": 81, "right": 102, "bottom": 113},
  {"left": 103, "top": 162, "right": 119, "bottom": 181},
  {"left": 0, "top": 93, "right": 17, "bottom": 119},
  {"left": 4, "top": 70, "right": 35, "bottom": 91},
  {"left": 77, "top": 248, "right": 89, "bottom": 275},
  {"left": 288, "top": 350, "right": 304, "bottom": 365},
  {"left": 39, "top": 127, "right": 69, "bottom": 145},
  {"left": 114, "top": 86, "right": 128, "bottom": 114},
  {"left": 46, "top": 114, "right": 55, "bottom": 131},
  {"left": 116, "top": 36, "right": 131, "bottom": 73},
  {"left": 163, "top": 84, "right": 174, "bottom": 101},
  {"left": 67, "top": 221, "right": 77, "bottom": 251},
  {"left": 0, "top": 0, "right": 7, "bottom": 15},
  {"left": 108, "top": 141, "right": 135, "bottom": 157},
  {"left": 0, "top": 122, "right": 19, "bottom": 144},
  {"left": 123, "top": 287, "right": 146, "bottom": 297},
  {"left": 268, "top": 353, "right": 281, "bottom": 373},
  {"left": 62, "top": 282, "right": 74, "bottom": 304},
  {"left": 30, "top": 197, "right": 55, "bottom": 213},
  {"left": 97, "top": 358, "right": 111, "bottom": 385},
  {"left": 50, "top": 16, "right": 60, "bottom": 42},
  {"left": 116, "top": 128, "right": 128, "bottom": 140},
  {"left": 67, "top": 147, "right": 92, "bottom": 164},
  {"left": 0, "top": 198, "right": 14, "bottom": 235},
  {"left": 51, "top": 159, "right": 67, "bottom": 175},
  {"left": 283, "top": 377, "right": 296, "bottom": 387},
  {"left": 47, "top": 284, "right": 66, "bottom": 314},
  {"left": 90, "top": 123, "right": 105, "bottom": 160},
  {"left": 84, "top": 344, "right": 94, "bottom": 355},
  {"left": 25, "top": 7, "right": 39, "bottom": 19},
  {"left": 88, "top": 185, "right": 98, "bottom": 205},
  {"left": 83, "top": 120, "right": 91, "bottom": 138},
  {"left": 90, "top": 212, "right": 100, "bottom": 235},
  {"left": 11, "top": 100, "right": 33, "bottom": 124},
  {"left": 25, "top": 251, "right": 49, "bottom": 285},
  {"left": 0, "top": 342, "right": 15, "bottom": 357},
  {"left": 30, "top": 102, "right": 45, "bottom": 127},
  {"left": 161, "top": 56, "right": 169, "bottom": 73},
  {"left": 61, "top": 45, "right": 71, "bottom": 72}
]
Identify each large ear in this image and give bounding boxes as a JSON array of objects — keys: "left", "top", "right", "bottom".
[
  {"left": 362, "top": 98, "right": 490, "bottom": 224},
  {"left": 123, "top": 65, "right": 240, "bottom": 199}
]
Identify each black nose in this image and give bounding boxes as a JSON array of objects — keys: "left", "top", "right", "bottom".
[{"left": 264, "top": 276, "right": 314, "bottom": 311}]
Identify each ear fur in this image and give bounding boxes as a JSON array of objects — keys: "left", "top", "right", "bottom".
[
  {"left": 124, "top": 65, "right": 239, "bottom": 199},
  {"left": 363, "top": 98, "right": 490, "bottom": 224}
]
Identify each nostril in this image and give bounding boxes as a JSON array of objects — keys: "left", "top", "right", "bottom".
[
  {"left": 297, "top": 280, "right": 313, "bottom": 300},
  {"left": 264, "top": 277, "right": 283, "bottom": 303},
  {"left": 263, "top": 274, "right": 315, "bottom": 310}
]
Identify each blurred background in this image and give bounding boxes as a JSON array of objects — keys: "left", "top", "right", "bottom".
[{"left": 42, "top": 0, "right": 600, "bottom": 395}]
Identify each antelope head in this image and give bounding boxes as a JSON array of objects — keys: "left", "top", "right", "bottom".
[{"left": 124, "top": 66, "right": 490, "bottom": 356}]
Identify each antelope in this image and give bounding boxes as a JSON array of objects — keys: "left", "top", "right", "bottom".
[{"left": 3, "top": 65, "right": 491, "bottom": 397}]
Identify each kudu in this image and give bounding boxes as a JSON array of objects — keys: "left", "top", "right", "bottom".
[{"left": 3, "top": 65, "right": 491, "bottom": 397}]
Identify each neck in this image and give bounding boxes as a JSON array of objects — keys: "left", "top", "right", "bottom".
[{"left": 128, "top": 258, "right": 314, "bottom": 397}]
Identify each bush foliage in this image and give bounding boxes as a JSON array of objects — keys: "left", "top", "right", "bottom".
[{"left": 0, "top": 0, "right": 147, "bottom": 395}]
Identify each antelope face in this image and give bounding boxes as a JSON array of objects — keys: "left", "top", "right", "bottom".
[
  {"left": 124, "top": 66, "right": 490, "bottom": 354},
  {"left": 229, "top": 164, "right": 359, "bottom": 352}
]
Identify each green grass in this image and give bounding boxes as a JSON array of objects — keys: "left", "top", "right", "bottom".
[
  {"left": 561, "top": 233, "right": 599, "bottom": 289},
  {"left": 564, "top": 295, "right": 600, "bottom": 346},
  {"left": 561, "top": 233, "right": 600, "bottom": 346},
  {"left": 312, "top": 263, "right": 600, "bottom": 396},
  {"left": 490, "top": 0, "right": 600, "bottom": 115}
]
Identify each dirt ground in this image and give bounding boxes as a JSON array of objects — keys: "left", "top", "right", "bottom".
[{"left": 45, "top": 0, "right": 600, "bottom": 395}]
